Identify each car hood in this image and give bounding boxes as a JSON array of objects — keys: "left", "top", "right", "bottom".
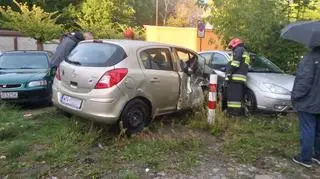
[
  {"left": 0, "top": 69, "right": 48, "bottom": 84},
  {"left": 248, "top": 73, "right": 295, "bottom": 91}
]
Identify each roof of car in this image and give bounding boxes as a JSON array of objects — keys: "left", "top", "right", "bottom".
[
  {"left": 81, "top": 39, "right": 196, "bottom": 53},
  {"left": 199, "top": 50, "right": 232, "bottom": 55}
]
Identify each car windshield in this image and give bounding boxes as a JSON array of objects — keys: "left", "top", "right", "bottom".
[
  {"left": 0, "top": 53, "right": 48, "bottom": 69},
  {"left": 249, "top": 55, "right": 283, "bottom": 73}
]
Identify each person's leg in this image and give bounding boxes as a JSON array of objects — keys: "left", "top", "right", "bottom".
[
  {"left": 294, "top": 112, "right": 316, "bottom": 166},
  {"left": 312, "top": 114, "right": 320, "bottom": 164},
  {"left": 226, "top": 82, "right": 242, "bottom": 116}
]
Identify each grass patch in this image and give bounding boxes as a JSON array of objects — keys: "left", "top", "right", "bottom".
[
  {"left": 0, "top": 102, "right": 300, "bottom": 177},
  {"left": 222, "top": 114, "right": 299, "bottom": 163},
  {"left": 119, "top": 170, "right": 139, "bottom": 179},
  {"left": 0, "top": 104, "right": 99, "bottom": 176},
  {"left": 7, "top": 141, "right": 29, "bottom": 158},
  {"left": 121, "top": 138, "right": 202, "bottom": 172},
  {"left": 0, "top": 104, "right": 205, "bottom": 177}
]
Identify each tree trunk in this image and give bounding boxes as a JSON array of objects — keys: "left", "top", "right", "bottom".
[{"left": 36, "top": 40, "right": 44, "bottom": 51}]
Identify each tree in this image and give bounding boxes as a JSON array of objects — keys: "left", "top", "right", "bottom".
[
  {"left": 167, "top": 0, "right": 204, "bottom": 27},
  {"left": 208, "top": 0, "right": 307, "bottom": 73},
  {"left": 288, "top": 0, "right": 320, "bottom": 20},
  {"left": 77, "top": 0, "right": 134, "bottom": 38},
  {"left": 128, "top": 0, "right": 156, "bottom": 26},
  {"left": 0, "top": 0, "right": 63, "bottom": 50}
]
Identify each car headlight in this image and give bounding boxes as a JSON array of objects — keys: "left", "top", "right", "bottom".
[
  {"left": 261, "top": 82, "right": 290, "bottom": 95},
  {"left": 28, "top": 80, "right": 47, "bottom": 87}
]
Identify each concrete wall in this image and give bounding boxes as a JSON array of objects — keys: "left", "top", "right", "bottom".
[
  {"left": 0, "top": 37, "right": 15, "bottom": 51},
  {"left": 145, "top": 25, "right": 198, "bottom": 51},
  {"left": 0, "top": 36, "right": 58, "bottom": 52},
  {"left": 145, "top": 25, "right": 224, "bottom": 52}
]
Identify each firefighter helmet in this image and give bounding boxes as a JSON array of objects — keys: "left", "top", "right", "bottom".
[
  {"left": 228, "top": 38, "right": 243, "bottom": 49},
  {"left": 123, "top": 28, "right": 134, "bottom": 39}
]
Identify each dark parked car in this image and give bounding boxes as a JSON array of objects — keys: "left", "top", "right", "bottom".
[{"left": 0, "top": 51, "right": 55, "bottom": 104}]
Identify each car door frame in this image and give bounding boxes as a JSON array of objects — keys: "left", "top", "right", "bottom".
[
  {"left": 171, "top": 47, "right": 204, "bottom": 110},
  {"left": 137, "top": 46, "right": 180, "bottom": 115}
]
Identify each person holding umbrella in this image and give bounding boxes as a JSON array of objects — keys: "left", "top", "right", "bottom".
[{"left": 281, "top": 21, "right": 320, "bottom": 168}]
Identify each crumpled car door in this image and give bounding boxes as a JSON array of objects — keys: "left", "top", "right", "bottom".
[{"left": 173, "top": 49, "right": 206, "bottom": 110}]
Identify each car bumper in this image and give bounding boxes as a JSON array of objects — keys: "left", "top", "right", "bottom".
[
  {"left": 0, "top": 88, "right": 51, "bottom": 103},
  {"left": 255, "top": 91, "right": 293, "bottom": 112},
  {"left": 52, "top": 82, "right": 127, "bottom": 124}
]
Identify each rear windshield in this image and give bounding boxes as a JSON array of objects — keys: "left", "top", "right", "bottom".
[
  {"left": 0, "top": 53, "right": 48, "bottom": 69},
  {"left": 67, "top": 43, "right": 127, "bottom": 67}
]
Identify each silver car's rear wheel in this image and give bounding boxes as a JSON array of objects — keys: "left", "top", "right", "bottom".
[{"left": 120, "top": 99, "right": 150, "bottom": 136}]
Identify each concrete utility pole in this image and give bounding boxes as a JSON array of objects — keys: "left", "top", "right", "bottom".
[{"left": 156, "top": 0, "right": 159, "bottom": 26}]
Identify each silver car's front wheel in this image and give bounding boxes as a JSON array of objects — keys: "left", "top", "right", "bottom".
[{"left": 244, "top": 89, "right": 257, "bottom": 116}]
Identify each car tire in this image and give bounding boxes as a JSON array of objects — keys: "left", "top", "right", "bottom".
[
  {"left": 120, "top": 99, "right": 150, "bottom": 136},
  {"left": 244, "top": 89, "right": 257, "bottom": 116}
]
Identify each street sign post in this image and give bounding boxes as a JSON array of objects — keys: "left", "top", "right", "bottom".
[{"left": 197, "top": 21, "right": 205, "bottom": 51}]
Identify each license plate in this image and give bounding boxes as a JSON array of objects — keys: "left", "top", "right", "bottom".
[
  {"left": 0, "top": 92, "right": 18, "bottom": 99},
  {"left": 60, "top": 95, "right": 82, "bottom": 109}
]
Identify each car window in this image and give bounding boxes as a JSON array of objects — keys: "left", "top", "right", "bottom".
[
  {"left": 174, "top": 48, "right": 199, "bottom": 73},
  {"left": 212, "top": 53, "right": 228, "bottom": 65},
  {"left": 175, "top": 48, "right": 198, "bottom": 63},
  {"left": 67, "top": 42, "right": 127, "bottom": 67},
  {"left": 176, "top": 50, "right": 190, "bottom": 62},
  {"left": 140, "top": 48, "right": 173, "bottom": 71},
  {"left": 200, "top": 53, "right": 212, "bottom": 65},
  {"left": 0, "top": 53, "right": 48, "bottom": 69},
  {"left": 250, "top": 56, "right": 283, "bottom": 73}
]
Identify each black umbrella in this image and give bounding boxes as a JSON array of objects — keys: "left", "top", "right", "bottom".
[{"left": 281, "top": 21, "right": 320, "bottom": 48}]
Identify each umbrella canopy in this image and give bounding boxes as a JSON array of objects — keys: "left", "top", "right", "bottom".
[{"left": 281, "top": 21, "right": 320, "bottom": 48}]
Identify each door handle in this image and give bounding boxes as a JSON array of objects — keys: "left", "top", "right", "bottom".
[{"left": 150, "top": 77, "right": 160, "bottom": 83}]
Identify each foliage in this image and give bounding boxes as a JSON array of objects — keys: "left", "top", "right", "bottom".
[
  {"left": 56, "top": 4, "right": 81, "bottom": 31},
  {"left": 128, "top": 0, "right": 156, "bottom": 26},
  {"left": 289, "top": 0, "right": 320, "bottom": 20},
  {"left": 167, "top": 0, "right": 204, "bottom": 27},
  {"left": 159, "top": 0, "right": 178, "bottom": 25},
  {"left": 77, "top": 0, "right": 135, "bottom": 39},
  {"left": 208, "top": 0, "right": 307, "bottom": 73},
  {"left": 0, "top": 0, "right": 82, "bottom": 12},
  {"left": 117, "top": 23, "right": 146, "bottom": 40},
  {"left": 0, "top": 0, "right": 63, "bottom": 49}
]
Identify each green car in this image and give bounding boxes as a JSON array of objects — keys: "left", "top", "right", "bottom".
[{"left": 0, "top": 51, "right": 55, "bottom": 104}]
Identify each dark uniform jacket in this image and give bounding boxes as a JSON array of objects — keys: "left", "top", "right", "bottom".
[
  {"left": 292, "top": 47, "right": 320, "bottom": 114},
  {"left": 226, "top": 44, "right": 250, "bottom": 83},
  {"left": 51, "top": 32, "right": 84, "bottom": 68}
]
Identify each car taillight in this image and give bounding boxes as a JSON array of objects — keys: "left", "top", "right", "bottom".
[
  {"left": 95, "top": 68, "right": 128, "bottom": 89},
  {"left": 55, "top": 66, "right": 61, "bottom": 81}
]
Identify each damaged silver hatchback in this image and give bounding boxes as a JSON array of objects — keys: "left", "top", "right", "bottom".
[{"left": 52, "top": 40, "right": 208, "bottom": 135}]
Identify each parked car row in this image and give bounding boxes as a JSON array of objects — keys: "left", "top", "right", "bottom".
[{"left": 0, "top": 40, "right": 295, "bottom": 134}]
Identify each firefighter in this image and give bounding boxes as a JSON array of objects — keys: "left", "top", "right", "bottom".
[{"left": 224, "top": 38, "right": 251, "bottom": 116}]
